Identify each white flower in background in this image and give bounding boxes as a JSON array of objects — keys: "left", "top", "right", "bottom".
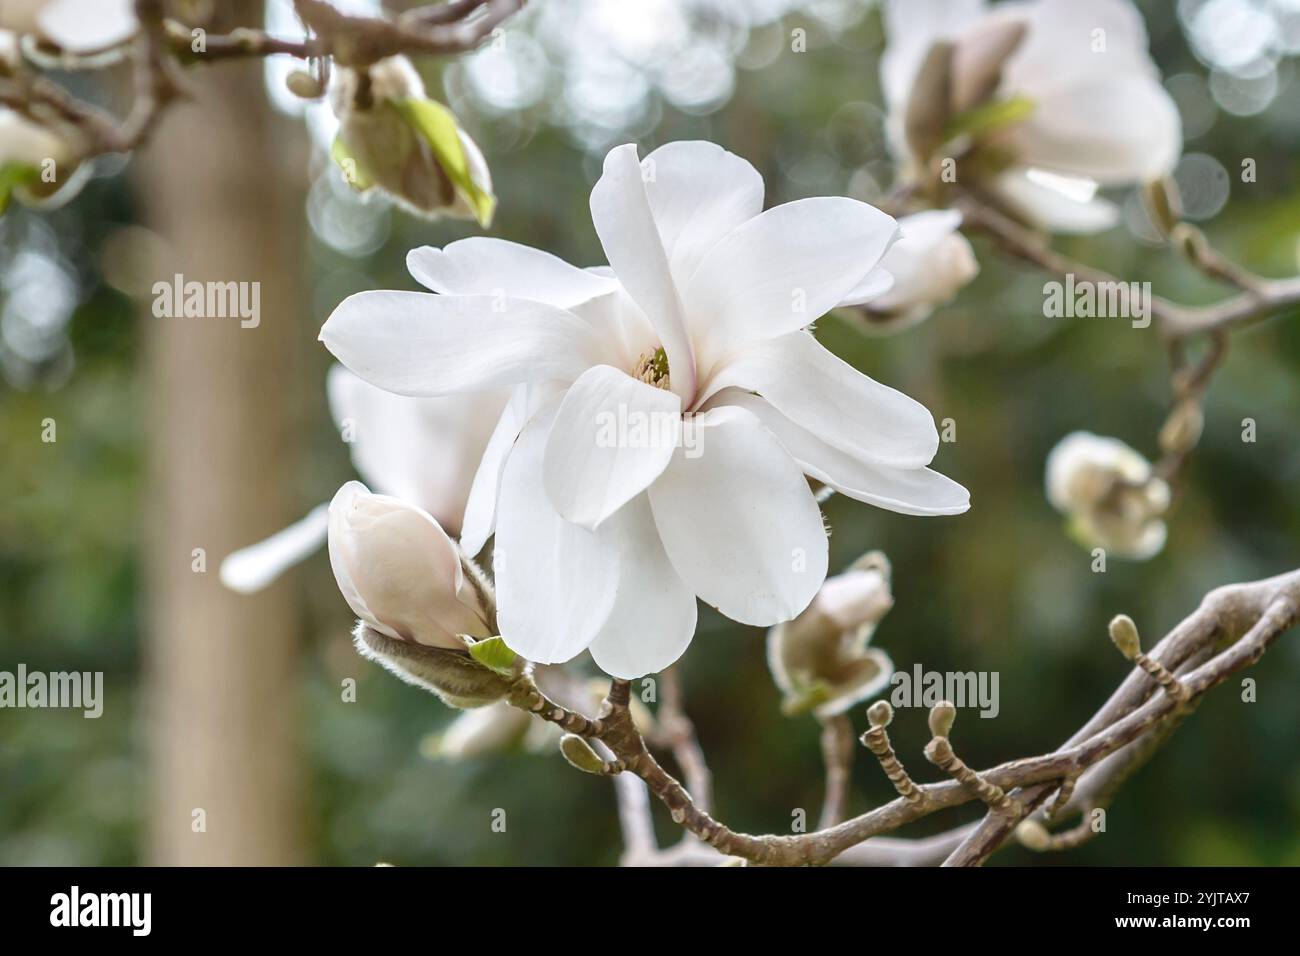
[
  {"left": 330, "top": 55, "right": 495, "bottom": 224},
  {"left": 881, "top": 0, "right": 1182, "bottom": 233},
  {"left": 328, "top": 481, "right": 492, "bottom": 649},
  {"left": 322, "top": 140, "right": 969, "bottom": 680},
  {"left": 0, "top": 0, "right": 138, "bottom": 53},
  {"left": 840, "top": 210, "right": 978, "bottom": 333},
  {"left": 1046, "top": 431, "right": 1170, "bottom": 560},
  {"left": 219, "top": 365, "right": 506, "bottom": 593},
  {"left": 0, "top": 107, "right": 86, "bottom": 211},
  {"left": 768, "top": 551, "right": 895, "bottom": 718}
]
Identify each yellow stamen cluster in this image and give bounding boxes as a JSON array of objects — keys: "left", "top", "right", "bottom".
[{"left": 632, "top": 347, "right": 672, "bottom": 391}]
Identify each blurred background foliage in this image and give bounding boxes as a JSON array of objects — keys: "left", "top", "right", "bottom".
[{"left": 2, "top": 0, "right": 1299, "bottom": 865}]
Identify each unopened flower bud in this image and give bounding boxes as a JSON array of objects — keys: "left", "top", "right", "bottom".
[
  {"left": 1108, "top": 614, "right": 1141, "bottom": 660},
  {"left": 559, "top": 734, "right": 607, "bottom": 774},
  {"left": 354, "top": 624, "right": 513, "bottom": 708},
  {"left": 867, "top": 700, "right": 893, "bottom": 728},
  {"left": 928, "top": 700, "right": 956, "bottom": 738},
  {"left": 329, "top": 55, "right": 495, "bottom": 225},
  {"left": 1045, "top": 432, "right": 1169, "bottom": 560},
  {"left": 1015, "top": 819, "right": 1051, "bottom": 851},
  {"left": 328, "top": 480, "right": 493, "bottom": 650},
  {"left": 0, "top": 107, "right": 87, "bottom": 211},
  {"left": 768, "top": 555, "right": 895, "bottom": 719},
  {"left": 841, "top": 211, "right": 979, "bottom": 334},
  {"left": 285, "top": 69, "right": 324, "bottom": 100}
]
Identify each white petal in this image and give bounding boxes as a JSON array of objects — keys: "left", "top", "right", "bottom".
[
  {"left": 38, "top": 0, "right": 137, "bottom": 53},
  {"left": 641, "top": 140, "right": 764, "bottom": 285},
  {"left": 715, "top": 391, "right": 969, "bottom": 516},
  {"left": 1007, "top": 74, "right": 1181, "bottom": 183},
  {"left": 1002, "top": 0, "right": 1159, "bottom": 95},
  {"left": 868, "top": 210, "right": 978, "bottom": 312},
  {"left": 219, "top": 504, "right": 329, "bottom": 594},
  {"left": 648, "top": 405, "right": 827, "bottom": 626},
  {"left": 326, "top": 364, "right": 506, "bottom": 534},
  {"left": 699, "top": 331, "right": 939, "bottom": 469},
  {"left": 587, "top": 495, "right": 698, "bottom": 679},
  {"left": 543, "top": 365, "right": 681, "bottom": 530},
  {"left": 406, "top": 238, "right": 618, "bottom": 308},
  {"left": 837, "top": 267, "right": 896, "bottom": 308},
  {"left": 320, "top": 291, "right": 598, "bottom": 396},
  {"left": 494, "top": 404, "right": 622, "bottom": 664},
  {"left": 458, "top": 389, "right": 528, "bottom": 557},
  {"left": 685, "top": 197, "right": 899, "bottom": 357},
  {"left": 326, "top": 482, "right": 392, "bottom": 639},
  {"left": 993, "top": 168, "right": 1120, "bottom": 234},
  {"left": 590, "top": 143, "right": 697, "bottom": 403}
]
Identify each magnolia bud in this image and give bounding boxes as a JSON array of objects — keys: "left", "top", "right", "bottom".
[
  {"left": 768, "top": 555, "right": 895, "bottom": 719},
  {"left": 285, "top": 69, "right": 324, "bottom": 100},
  {"left": 1045, "top": 432, "right": 1169, "bottom": 561},
  {"left": 867, "top": 700, "right": 893, "bottom": 728},
  {"left": 1015, "top": 819, "right": 1051, "bottom": 851},
  {"left": 843, "top": 211, "right": 979, "bottom": 334},
  {"left": 0, "top": 108, "right": 86, "bottom": 211},
  {"left": 559, "top": 734, "right": 608, "bottom": 774},
  {"left": 928, "top": 701, "right": 956, "bottom": 738},
  {"left": 354, "top": 624, "right": 513, "bottom": 708},
  {"left": 1108, "top": 614, "right": 1141, "bottom": 660},
  {"left": 329, "top": 55, "right": 495, "bottom": 225},
  {"left": 328, "top": 480, "right": 493, "bottom": 650}
]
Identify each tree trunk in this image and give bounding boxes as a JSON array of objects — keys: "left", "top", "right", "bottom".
[{"left": 139, "top": 0, "right": 308, "bottom": 865}]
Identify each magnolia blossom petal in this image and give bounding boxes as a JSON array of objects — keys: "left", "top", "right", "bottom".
[
  {"left": 218, "top": 504, "right": 330, "bottom": 594},
  {"left": 326, "top": 364, "right": 505, "bottom": 534},
  {"left": 700, "top": 331, "right": 939, "bottom": 469},
  {"left": 543, "top": 365, "right": 682, "bottom": 530},
  {"left": 867, "top": 210, "right": 979, "bottom": 313},
  {"left": 993, "top": 168, "right": 1120, "bottom": 234},
  {"left": 458, "top": 390, "right": 528, "bottom": 557},
  {"left": 320, "top": 291, "right": 598, "bottom": 396},
  {"left": 837, "top": 267, "right": 896, "bottom": 308},
  {"left": 587, "top": 495, "right": 697, "bottom": 679},
  {"left": 1008, "top": 73, "right": 1181, "bottom": 183},
  {"left": 494, "top": 405, "right": 622, "bottom": 665},
  {"left": 648, "top": 405, "right": 827, "bottom": 626},
  {"left": 589, "top": 143, "right": 697, "bottom": 403},
  {"left": 1002, "top": 0, "right": 1159, "bottom": 94},
  {"left": 686, "top": 198, "right": 899, "bottom": 356},
  {"left": 406, "top": 238, "right": 618, "bottom": 308},
  {"left": 38, "top": 0, "right": 137, "bottom": 53},
  {"left": 641, "top": 140, "right": 764, "bottom": 285},
  {"left": 715, "top": 391, "right": 969, "bottom": 516}
]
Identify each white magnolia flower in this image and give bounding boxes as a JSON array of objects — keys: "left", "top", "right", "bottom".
[
  {"left": 840, "top": 210, "right": 978, "bottom": 332},
  {"left": 328, "top": 481, "right": 492, "bottom": 650},
  {"left": 1045, "top": 431, "right": 1169, "bottom": 560},
  {"left": 0, "top": 0, "right": 138, "bottom": 53},
  {"left": 0, "top": 107, "right": 87, "bottom": 209},
  {"left": 881, "top": 0, "right": 1182, "bottom": 233},
  {"left": 322, "top": 140, "right": 969, "bottom": 679},
  {"left": 219, "top": 365, "right": 506, "bottom": 594},
  {"left": 330, "top": 55, "right": 495, "bottom": 224},
  {"left": 768, "top": 551, "right": 895, "bottom": 718}
]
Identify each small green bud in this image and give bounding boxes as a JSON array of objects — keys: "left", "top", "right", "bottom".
[
  {"left": 559, "top": 734, "right": 607, "bottom": 774},
  {"left": 1109, "top": 614, "right": 1141, "bottom": 660}
]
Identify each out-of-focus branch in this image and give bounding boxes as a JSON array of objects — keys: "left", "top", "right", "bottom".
[
  {"left": 956, "top": 194, "right": 1300, "bottom": 340},
  {"left": 817, "top": 713, "right": 855, "bottom": 829},
  {"left": 0, "top": 0, "right": 525, "bottom": 162},
  {"left": 508, "top": 568, "right": 1299, "bottom": 866}
]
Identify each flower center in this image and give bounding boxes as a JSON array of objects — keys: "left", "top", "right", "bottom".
[{"left": 632, "top": 347, "right": 671, "bottom": 391}]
